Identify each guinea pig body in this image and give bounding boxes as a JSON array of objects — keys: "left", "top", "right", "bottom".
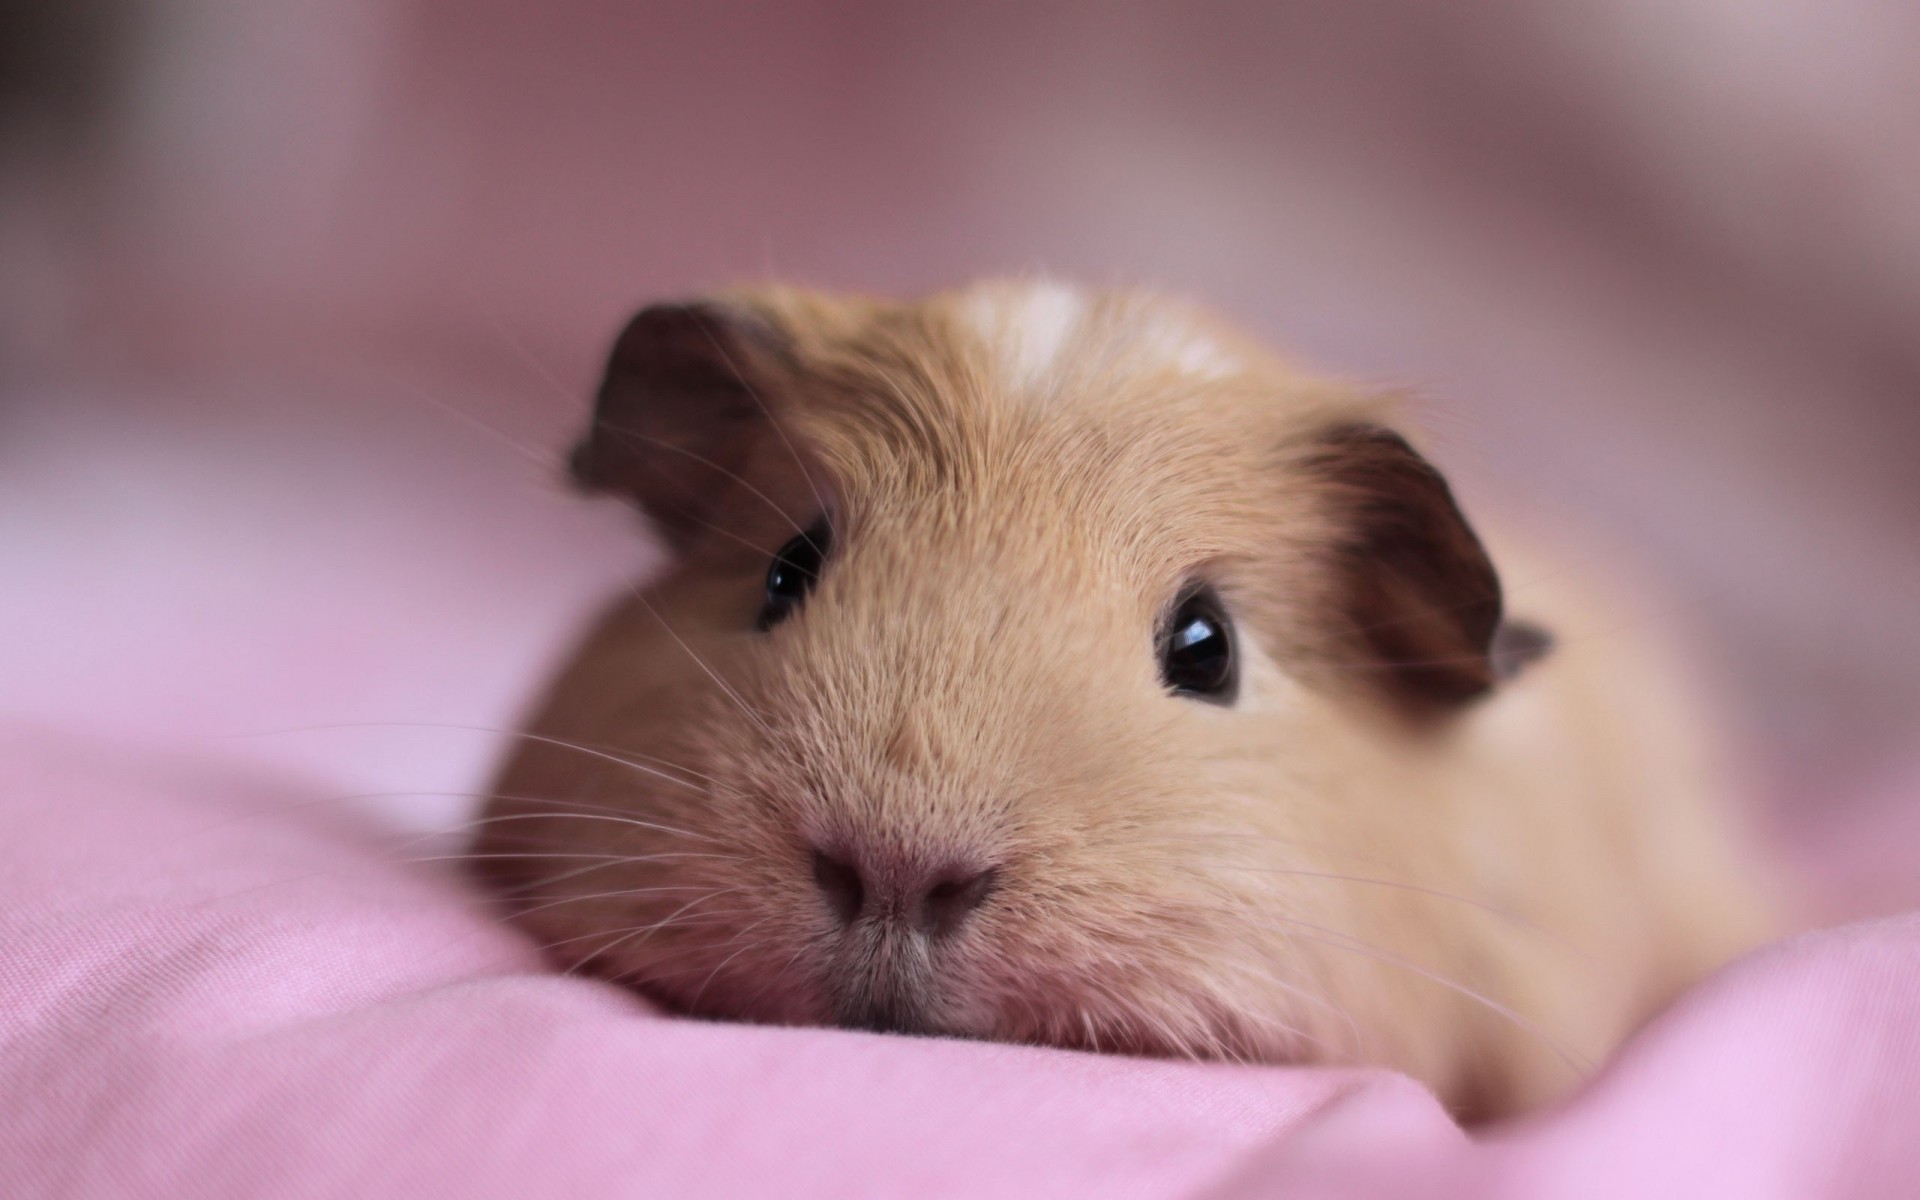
[{"left": 473, "top": 281, "right": 1772, "bottom": 1120}]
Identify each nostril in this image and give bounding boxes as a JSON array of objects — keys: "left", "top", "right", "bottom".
[
  {"left": 811, "top": 848, "right": 865, "bottom": 926},
  {"left": 918, "top": 866, "right": 998, "bottom": 937}
]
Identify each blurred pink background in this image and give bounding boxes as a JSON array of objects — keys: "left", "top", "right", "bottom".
[{"left": 3, "top": 1, "right": 1917, "bottom": 918}]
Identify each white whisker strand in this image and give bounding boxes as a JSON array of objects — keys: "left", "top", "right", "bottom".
[
  {"left": 1227, "top": 910, "right": 1594, "bottom": 1076},
  {"left": 597, "top": 423, "right": 810, "bottom": 540},
  {"left": 529, "top": 909, "right": 755, "bottom": 958},
  {"left": 693, "top": 318, "right": 838, "bottom": 543},
  {"left": 682, "top": 916, "right": 778, "bottom": 1011},
  {"left": 230, "top": 721, "right": 717, "bottom": 791},
  {"left": 408, "top": 850, "right": 739, "bottom": 867},
  {"left": 1212, "top": 957, "right": 1361, "bottom": 1060},
  {"left": 619, "top": 583, "right": 778, "bottom": 739},
  {"left": 505, "top": 881, "right": 743, "bottom": 928},
  {"left": 484, "top": 312, "right": 593, "bottom": 417},
  {"left": 444, "top": 809, "right": 729, "bottom": 847},
  {"left": 372, "top": 365, "right": 562, "bottom": 474},
  {"left": 560, "top": 887, "right": 751, "bottom": 975},
  {"left": 1202, "top": 864, "right": 1568, "bottom": 949}
]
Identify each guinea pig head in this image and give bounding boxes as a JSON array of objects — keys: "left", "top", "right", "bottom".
[{"left": 475, "top": 282, "right": 1525, "bottom": 1080}]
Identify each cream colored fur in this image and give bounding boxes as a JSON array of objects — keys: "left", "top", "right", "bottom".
[{"left": 475, "top": 280, "right": 1772, "bottom": 1121}]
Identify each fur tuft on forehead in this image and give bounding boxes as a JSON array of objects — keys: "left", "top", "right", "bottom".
[{"left": 946, "top": 280, "right": 1248, "bottom": 401}]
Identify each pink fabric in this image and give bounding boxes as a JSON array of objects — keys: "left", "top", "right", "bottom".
[
  {"left": 7, "top": 5, "right": 1920, "bottom": 1194},
  {"left": 4, "top": 729, "right": 1917, "bottom": 1199}
]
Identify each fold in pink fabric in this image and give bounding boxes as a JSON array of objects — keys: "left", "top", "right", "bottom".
[{"left": 2, "top": 730, "right": 1915, "bottom": 1199}]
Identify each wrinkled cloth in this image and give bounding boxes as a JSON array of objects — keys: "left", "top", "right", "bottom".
[{"left": 3, "top": 731, "right": 1915, "bottom": 1200}]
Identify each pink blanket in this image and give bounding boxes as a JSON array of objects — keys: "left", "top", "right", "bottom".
[
  {"left": 7, "top": 1, "right": 1920, "bottom": 1192},
  {"left": 4, "top": 729, "right": 1915, "bottom": 1199}
]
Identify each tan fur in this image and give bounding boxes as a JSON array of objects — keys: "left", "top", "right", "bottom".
[{"left": 474, "top": 280, "right": 1774, "bottom": 1121}]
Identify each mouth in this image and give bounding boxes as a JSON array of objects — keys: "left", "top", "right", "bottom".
[
  {"left": 600, "top": 911, "right": 987, "bottom": 1042},
  {"left": 552, "top": 878, "right": 1256, "bottom": 1064},
  {"left": 833, "top": 996, "right": 940, "bottom": 1036},
  {"left": 606, "top": 932, "right": 1272, "bottom": 1066}
]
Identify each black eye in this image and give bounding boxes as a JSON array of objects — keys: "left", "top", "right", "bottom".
[
  {"left": 1159, "top": 586, "right": 1237, "bottom": 703},
  {"left": 758, "top": 520, "right": 831, "bottom": 630}
]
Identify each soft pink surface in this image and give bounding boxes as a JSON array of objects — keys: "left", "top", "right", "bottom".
[
  {"left": 6, "top": 5, "right": 1920, "bottom": 1193},
  {"left": 2, "top": 369, "right": 1914, "bottom": 1199},
  {"left": 3, "top": 730, "right": 1917, "bottom": 1199}
]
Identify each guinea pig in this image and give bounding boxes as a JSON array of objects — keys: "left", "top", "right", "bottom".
[{"left": 470, "top": 280, "right": 1773, "bottom": 1121}]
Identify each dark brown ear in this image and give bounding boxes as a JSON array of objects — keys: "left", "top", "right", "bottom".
[
  {"left": 1305, "top": 423, "right": 1506, "bottom": 715},
  {"left": 570, "top": 301, "right": 789, "bottom": 549}
]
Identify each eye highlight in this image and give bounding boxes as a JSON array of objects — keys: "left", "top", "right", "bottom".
[
  {"left": 1159, "top": 585, "right": 1237, "bottom": 703},
  {"left": 757, "top": 519, "right": 832, "bottom": 630}
]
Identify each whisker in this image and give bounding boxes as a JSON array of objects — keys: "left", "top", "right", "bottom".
[
  {"left": 374, "top": 789, "right": 696, "bottom": 822},
  {"left": 562, "top": 887, "right": 749, "bottom": 973},
  {"left": 367, "top": 363, "right": 562, "bottom": 474},
  {"left": 1213, "top": 957, "right": 1361, "bottom": 1060},
  {"left": 619, "top": 583, "right": 778, "bottom": 739},
  {"left": 596, "top": 423, "right": 809, "bottom": 541},
  {"left": 528, "top": 910, "right": 755, "bottom": 957},
  {"left": 408, "top": 850, "right": 739, "bottom": 867},
  {"left": 1140, "top": 829, "right": 1445, "bottom": 877},
  {"left": 484, "top": 312, "right": 593, "bottom": 417},
  {"left": 443, "top": 810, "right": 729, "bottom": 846},
  {"left": 693, "top": 318, "right": 837, "bottom": 543},
  {"left": 457, "top": 841, "right": 744, "bottom": 898},
  {"left": 1203, "top": 864, "right": 1566, "bottom": 948},
  {"left": 487, "top": 855, "right": 674, "bottom": 896},
  {"left": 505, "top": 882, "right": 743, "bottom": 928},
  {"left": 169, "top": 781, "right": 717, "bottom": 864},
  {"left": 664, "top": 502, "right": 815, "bottom": 561},
  {"left": 681, "top": 916, "right": 778, "bottom": 1011},
  {"left": 230, "top": 721, "right": 716, "bottom": 791},
  {"left": 1227, "top": 910, "right": 1593, "bottom": 1076},
  {"left": 724, "top": 936, "right": 820, "bottom": 1018}
]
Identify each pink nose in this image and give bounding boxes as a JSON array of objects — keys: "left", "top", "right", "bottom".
[{"left": 810, "top": 847, "right": 997, "bottom": 937}]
